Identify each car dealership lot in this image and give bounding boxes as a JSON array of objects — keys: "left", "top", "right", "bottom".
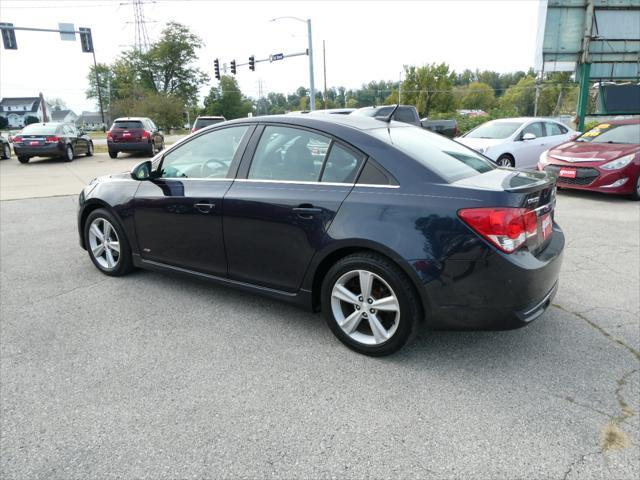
[{"left": 1, "top": 162, "right": 638, "bottom": 478}]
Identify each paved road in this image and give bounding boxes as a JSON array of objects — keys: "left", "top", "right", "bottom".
[{"left": 1, "top": 190, "right": 638, "bottom": 479}]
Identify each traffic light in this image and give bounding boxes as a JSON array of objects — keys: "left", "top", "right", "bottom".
[
  {"left": 214, "top": 58, "right": 220, "bottom": 80},
  {"left": 230, "top": 60, "right": 236, "bottom": 75},
  {"left": 249, "top": 55, "right": 255, "bottom": 72},
  {"left": 1, "top": 23, "right": 17, "bottom": 50},
  {"left": 79, "top": 27, "right": 93, "bottom": 53}
]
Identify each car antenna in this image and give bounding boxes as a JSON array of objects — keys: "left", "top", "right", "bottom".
[{"left": 383, "top": 103, "right": 400, "bottom": 123}]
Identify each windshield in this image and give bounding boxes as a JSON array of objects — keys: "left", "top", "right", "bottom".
[
  {"left": 20, "top": 124, "right": 59, "bottom": 135},
  {"left": 195, "top": 118, "right": 224, "bottom": 128},
  {"left": 465, "top": 121, "right": 522, "bottom": 139},
  {"left": 371, "top": 126, "right": 495, "bottom": 183},
  {"left": 577, "top": 123, "right": 640, "bottom": 144}
]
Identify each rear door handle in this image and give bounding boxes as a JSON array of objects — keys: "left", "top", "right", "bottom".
[
  {"left": 293, "top": 206, "right": 322, "bottom": 218},
  {"left": 194, "top": 202, "right": 215, "bottom": 214}
]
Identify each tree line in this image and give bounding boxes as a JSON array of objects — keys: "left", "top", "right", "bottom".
[{"left": 86, "top": 22, "right": 582, "bottom": 131}]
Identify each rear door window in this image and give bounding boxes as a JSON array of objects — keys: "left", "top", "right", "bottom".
[
  {"left": 248, "top": 126, "right": 330, "bottom": 182},
  {"left": 320, "top": 143, "right": 364, "bottom": 183},
  {"left": 522, "top": 122, "right": 544, "bottom": 138},
  {"left": 545, "top": 122, "right": 565, "bottom": 136}
]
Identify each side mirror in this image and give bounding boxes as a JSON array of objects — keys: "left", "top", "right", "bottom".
[
  {"left": 131, "top": 160, "right": 152, "bottom": 181},
  {"left": 522, "top": 132, "right": 536, "bottom": 141}
]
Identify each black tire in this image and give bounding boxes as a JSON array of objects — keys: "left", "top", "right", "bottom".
[
  {"left": 86, "top": 141, "right": 94, "bottom": 157},
  {"left": 321, "top": 252, "right": 422, "bottom": 356},
  {"left": 1, "top": 143, "right": 10, "bottom": 160},
  {"left": 159, "top": 140, "right": 165, "bottom": 151},
  {"left": 497, "top": 154, "right": 514, "bottom": 168},
  {"left": 147, "top": 142, "right": 156, "bottom": 157},
  {"left": 18, "top": 155, "right": 29, "bottom": 164},
  {"left": 631, "top": 175, "right": 640, "bottom": 201},
  {"left": 64, "top": 145, "right": 74, "bottom": 162},
  {"left": 84, "top": 208, "right": 133, "bottom": 277},
  {"left": 108, "top": 150, "right": 118, "bottom": 159}
]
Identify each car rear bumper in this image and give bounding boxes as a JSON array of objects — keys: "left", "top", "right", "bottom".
[
  {"left": 426, "top": 223, "right": 565, "bottom": 330},
  {"left": 108, "top": 141, "right": 151, "bottom": 152},
  {"left": 13, "top": 144, "right": 64, "bottom": 157}
]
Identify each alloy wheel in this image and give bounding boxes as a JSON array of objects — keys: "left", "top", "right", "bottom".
[
  {"left": 498, "top": 157, "right": 512, "bottom": 167},
  {"left": 330, "top": 269, "right": 400, "bottom": 345},
  {"left": 88, "top": 218, "right": 121, "bottom": 269}
]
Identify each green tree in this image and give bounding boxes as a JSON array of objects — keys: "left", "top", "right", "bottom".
[
  {"left": 499, "top": 76, "right": 536, "bottom": 115},
  {"left": 460, "top": 82, "right": 496, "bottom": 111},
  {"left": 110, "top": 92, "right": 184, "bottom": 129},
  {"left": 401, "top": 63, "right": 455, "bottom": 116},
  {"left": 203, "top": 76, "right": 253, "bottom": 119},
  {"left": 86, "top": 62, "right": 114, "bottom": 111},
  {"left": 134, "top": 22, "right": 209, "bottom": 105}
]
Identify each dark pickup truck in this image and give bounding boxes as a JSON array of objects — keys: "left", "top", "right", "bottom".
[{"left": 350, "top": 105, "right": 458, "bottom": 138}]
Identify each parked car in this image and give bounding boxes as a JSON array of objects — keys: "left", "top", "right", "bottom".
[
  {"left": 107, "top": 117, "right": 164, "bottom": 158},
  {"left": 12, "top": 122, "right": 93, "bottom": 163},
  {"left": 421, "top": 118, "right": 459, "bottom": 138},
  {"left": 78, "top": 114, "right": 563, "bottom": 356},
  {"left": 1, "top": 135, "right": 11, "bottom": 159},
  {"left": 456, "top": 117, "right": 577, "bottom": 169},
  {"left": 351, "top": 106, "right": 458, "bottom": 137},
  {"left": 351, "top": 105, "right": 422, "bottom": 126},
  {"left": 307, "top": 108, "right": 356, "bottom": 115},
  {"left": 191, "top": 115, "right": 226, "bottom": 133},
  {"left": 538, "top": 118, "right": 640, "bottom": 200}
]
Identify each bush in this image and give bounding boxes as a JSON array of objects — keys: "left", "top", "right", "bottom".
[{"left": 24, "top": 116, "right": 39, "bottom": 126}]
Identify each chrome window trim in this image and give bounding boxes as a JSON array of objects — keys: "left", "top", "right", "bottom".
[{"left": 233, "top": 178, "right": 399, "bottom": 189}]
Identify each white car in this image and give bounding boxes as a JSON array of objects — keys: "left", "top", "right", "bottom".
[{"left": 456, "top": 117, "right": 577, "bottom": 169}]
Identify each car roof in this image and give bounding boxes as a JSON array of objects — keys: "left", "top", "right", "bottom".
[
  {"left": 196, "top": 116, "right": 225, "bottom": 120},
  {"left": 593, "top": 118, "right": 640, "bottom": 125},
  {"left": 225, "top": 113, "right": 411, "bottom": 132},
  {"left": 113, "top": 117, "right": 148, "bottom": 121}
]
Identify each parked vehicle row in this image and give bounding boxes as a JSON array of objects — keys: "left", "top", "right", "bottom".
[
  {"left": 78, "top": 113, "right": 564, "bottom": 356},
  {"left": 350, "top": 105, "right": 459, "bottom": 138}
]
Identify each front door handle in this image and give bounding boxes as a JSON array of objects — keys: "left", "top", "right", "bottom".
[{"left": 194, "top": 202, "right": 215, "bottom": 214}]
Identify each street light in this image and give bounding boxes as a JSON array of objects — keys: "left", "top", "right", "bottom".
[{"left": 270, "top": 16, "right": 316, "bottom": 111}]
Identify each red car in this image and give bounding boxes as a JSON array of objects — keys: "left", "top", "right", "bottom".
[{"left": 538, "top": 118, "right": 640, "bottom": 200}]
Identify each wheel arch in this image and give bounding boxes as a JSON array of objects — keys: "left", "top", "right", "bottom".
[
  {"left": 78, "top": 199, "right": 117, "bottom": 249},
  {"left": 306, "top": 240, "right": 429, "bottom": 320}
]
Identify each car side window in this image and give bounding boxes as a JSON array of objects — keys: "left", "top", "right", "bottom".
[
  {"left": 321, "top": 143, "right": 364, "bottom": 183},
  {"left": 160, "top": 126, "right": 249, "bottom": 179},
  {"left": 394, "top": 108, "right": 416, "bottom": 123},
  {"left": 248, "top": 126, "right": 330, "bottom": 182},
  {"left": 63, "top": 125, "right": 74, "bottom": 136},
  {"left": 522, "top": 122, "right": 544, "bottom": 138},
  {"left": 545, "top": 122, "right": 564, "bottom": 136}
]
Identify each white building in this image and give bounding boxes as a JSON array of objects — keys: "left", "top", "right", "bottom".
[
  {"left": 0, "top": 97, "right": 52, "bottom": 128},
  {"left": 51, "top": 109, "right": 79, "bottom": 124}
]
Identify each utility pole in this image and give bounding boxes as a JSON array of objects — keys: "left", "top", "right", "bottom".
[
  {"left": 92, "top": 50, "right": 105, "bottom": 129},
  {"left": 576, "top": 0, "right": 595, "bottom": 131},
  {"left": 323, "top": 40, "right": 327, "bottom": 110},
  {"left": 307, "top": 19, "right": 316, "bottom": 110}
]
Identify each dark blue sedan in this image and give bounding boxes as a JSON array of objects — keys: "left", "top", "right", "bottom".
[{"left": 78, "top": 114, "right": 564, "bottom": 355}]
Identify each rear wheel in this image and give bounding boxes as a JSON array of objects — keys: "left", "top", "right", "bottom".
[
  {"left": 64, "top": 145, "right": 74, "bottom": 162},
  {"left": 84, "top": 208, "right": 133, "bottom": 276},
  {"left": 631, "top": 175, "right": 640, "bottom": 201},
  {"left": 321, "top": 252, "right": 421, "bottom": 356},
  {"left": 147, "top": 142, "right": 157, "bottom": 157},
  {"left": 86, "top": 141, "right": 94, "bottom": 157},
  {"left": 18, "top": 156, "right": 29, "bottom": 164},
  {"left": 108, "top": 150, "right": 118, "bottom": 159},
  {"left": 2, "top": 143, "right": 10, "bottom": 159},
  {"left": 497, "top": 154, "right": 514, "bottom": 167}
]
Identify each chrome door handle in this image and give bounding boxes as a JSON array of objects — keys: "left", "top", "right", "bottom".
[
  {"left": 292, "top": 206, "right": 322, "bottom": 218},
  {"left": 194, "top": 202, "right": 215, "bottom": 213}
]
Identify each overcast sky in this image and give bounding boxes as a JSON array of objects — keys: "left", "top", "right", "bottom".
[{"left": 0, "top": 0, "right": 543, "bottom": 113}]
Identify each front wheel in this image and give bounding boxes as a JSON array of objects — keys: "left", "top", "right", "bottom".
[
  {"left": 631, "top": 175, "right": 640, "bottom": 201},
  {"left": 321, "top": 252, "right": 421, "bottom": 356},
  {"left": 86, "top": 141, "right": 94, "bottom": 157},
  {"left": 84, "top": 208, "right": 133, "bottom": 276}
]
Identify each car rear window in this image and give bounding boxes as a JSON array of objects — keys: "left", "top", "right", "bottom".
[
  {"left": 112, "top": 121, "right": 144, "bottom": 129},
  {"left": 371, "top": 126, "right": 495, "bottom": 183},
  {"left": 195, "top": 118, "right": 224, "bottom": 128},
  {"left": 20, "top": 124, "right": 59, "bottom": 135},
  {"left": 465, "top": 121, "right": 522, "bottom": 139}
]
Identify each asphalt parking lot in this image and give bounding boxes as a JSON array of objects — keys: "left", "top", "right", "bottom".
[{"left": 1, "top": 157, "right": 639, "bottom": 479}]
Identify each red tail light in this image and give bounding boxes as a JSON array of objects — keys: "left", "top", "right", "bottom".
[
  {"left": 12, "top": 136, "right": 22, "bottom": 143},
  {"left": 107, "top": 132, "right": 113, "bottom": 140},
  {"left": 458, "top": 207, "right": 538, "bottom": 253},
  {"left": 45, "top": 136, "right": 61, "bottom": 143},
  {"left": 142, "top": 130, "right": 151, "bottom": 139}
]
